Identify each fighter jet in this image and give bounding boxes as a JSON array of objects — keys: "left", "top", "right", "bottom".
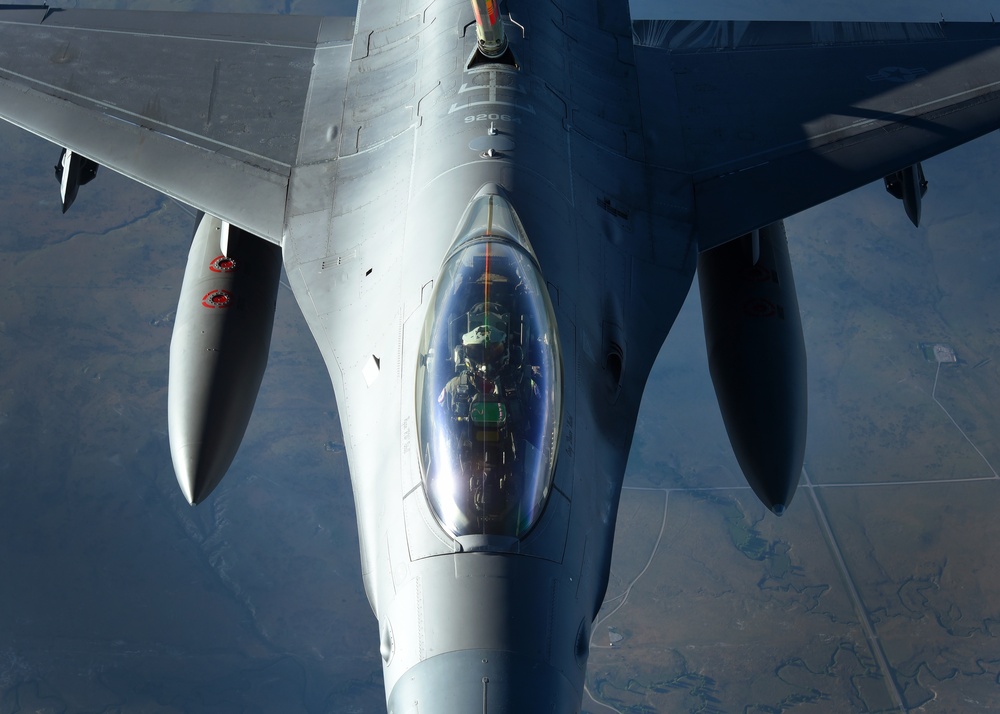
[{"left": 2, "top": 0, "right": 1000, "bottom": 710}]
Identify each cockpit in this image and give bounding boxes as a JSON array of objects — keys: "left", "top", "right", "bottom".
[{"left": 416, "top": 188, "right": 562, "bottom": 538}]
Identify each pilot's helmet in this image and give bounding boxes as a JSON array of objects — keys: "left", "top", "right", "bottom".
[{"left": 462, "top": 323, "right": 507, "bottom": 374}]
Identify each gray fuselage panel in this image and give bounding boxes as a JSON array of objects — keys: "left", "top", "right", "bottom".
[{"left": 283, "top": 1, "right": 696, "bottom": 707}]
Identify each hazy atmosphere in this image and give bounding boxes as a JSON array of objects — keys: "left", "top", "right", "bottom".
[{"left": 2, "top": 1, "right": 1000, "bottom": 712}]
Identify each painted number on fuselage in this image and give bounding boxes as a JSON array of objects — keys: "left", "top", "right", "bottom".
[{"left": 465, "top": 113, "right": 521, "bottom": 124}]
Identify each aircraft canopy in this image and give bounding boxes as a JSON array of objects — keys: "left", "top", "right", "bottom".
[{"left": 416, "top": 192, "right": 562, "bottom": 538}]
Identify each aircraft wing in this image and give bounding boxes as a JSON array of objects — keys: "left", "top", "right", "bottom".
[
  {"left": 0, "top": 6, "right": 355, "bottom": 244},
  {"left": 632, "top": 19, "right": 1000, "bottom": 249}
]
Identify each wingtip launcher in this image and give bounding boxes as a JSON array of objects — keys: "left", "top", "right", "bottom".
[{"left": 53, "top": 148, "right": 99, "bottom": 214}]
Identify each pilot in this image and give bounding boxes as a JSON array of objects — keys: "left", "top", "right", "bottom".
[
  {"left": 438, "top": 320, "right": 510, "bottom": 411},
  {"left": 463, "top": 323, "right": 507, "bottom": 378}
]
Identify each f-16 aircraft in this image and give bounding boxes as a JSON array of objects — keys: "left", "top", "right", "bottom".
[{"left": 3, "top": 0, "right": 1000, "bottom": 711}]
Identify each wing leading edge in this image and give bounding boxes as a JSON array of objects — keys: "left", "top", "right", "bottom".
[
  {"left": 0, "top": 6, "right": 355, "bottom": 244},
  {"left": 633, "top": 19, "right": 1000, "bottom": 249}
]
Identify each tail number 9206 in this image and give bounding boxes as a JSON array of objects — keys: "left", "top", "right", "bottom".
[{"left": 465, "top": 113, "right": 521, "bottom": 124}]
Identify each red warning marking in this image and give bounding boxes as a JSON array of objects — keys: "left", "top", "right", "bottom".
[
  {"left": 743, "top": 297, "right": 777, "bottom": 318},
  {"left": 202, "top": 289, "right": 233, "bottom": 308},
  {"left": 745, "top": 265, "right": 776, "bottom": 283},
  {"left": 209, "top": 255, "right": 237, "bottom": 273}
]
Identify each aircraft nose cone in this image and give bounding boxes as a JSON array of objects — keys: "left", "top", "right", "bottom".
[{"left": 388, "top": 649, "right": 580, "bottom": 714}]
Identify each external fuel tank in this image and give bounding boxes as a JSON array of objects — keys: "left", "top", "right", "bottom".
[
  {"left": 698, "top": 222, "right": 807, "bottom": 514},
  {"left": 168, "top": 213, "right": 282, "bottom": 504}
]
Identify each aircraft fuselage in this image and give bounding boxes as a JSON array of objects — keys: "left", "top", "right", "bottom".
[{"left": 283, "top": 2, "right": 697, "bottom": 710}]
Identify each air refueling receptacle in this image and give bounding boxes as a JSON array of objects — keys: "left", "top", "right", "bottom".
[{"left": 470, "top": 0, "right": 507, "bottom": 57}]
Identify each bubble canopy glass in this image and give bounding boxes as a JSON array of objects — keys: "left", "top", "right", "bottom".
[{"left": 416, "top": 190, "right": 563, "bottom": 538}]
